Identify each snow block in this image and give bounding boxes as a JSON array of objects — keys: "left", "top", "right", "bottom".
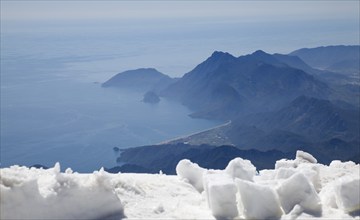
[
  {"left": 236, "top": 179, "right": 283, "bottom": 219},
  {"left": 297, "top": 163, "right": 322, "bottom": 192},
  {"left": 225, "top": 157, "right": 257, "bottom": 181},
  {"left": 330, "top": 160, "right": 357, "bottom": 169},
  {"left": 295, "top": 150, "right": 317, "bottom": 164},
  {"left": 335, "top": 177, "right": 360, "bottom": 214},
  {"left": 275, "top": 151, "right": 317, "bottom": 170},
  {"left": 203, "top": 172, "right": 238, "bottom": 219},
  {"left": 274, "top": 167, "right": 296, "bottom": 180},
  {"left": 277, "top": 172, "right": 322, "bottom": 215},
  {"left": 275, "top": 159, "right": 296, "bottom": 169},
  {"left": 319, "top": 184, "right": 337, "bottom": 209},
  {"left": 176, "top": 159, "right": 206, "bottom": 192}
]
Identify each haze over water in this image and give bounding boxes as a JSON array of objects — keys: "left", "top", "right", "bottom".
[{"left": 1, "top": 1, "right": 359, "bottom": 172}]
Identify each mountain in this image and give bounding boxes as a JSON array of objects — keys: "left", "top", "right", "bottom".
[
  {"left": 102, "top": 68, "right": 175, "bottom": 93},
  {"left": 272, "top": 53, "right": 353, "bottom": 85},
  {"left": 290, "top": 45, "right": 360, "bottom": 76},
  {"left": 239, "top": 96, "right": 360, "bottom": 142},
  {"left": 142, "top": 91, "right": 160, "bottom": 104},
  {"left": 273, "top": 53, "right": 318, "bottom": 74},
  {"left": 102, "top": 47, "right": 359, "bottom": 175},
  {"left": 160, "top": 51, "right": 241, "bottom": 119},
  {"left": 270, "top": 51, "right": 359, "bottom": 102},
  {"left": 161, "top": 50, "right": 330, "bottom": 120},
  {"left": 165, "top": 96, "right": 359, "bottom": 161}
]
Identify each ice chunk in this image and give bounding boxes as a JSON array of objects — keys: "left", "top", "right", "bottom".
[
  {"left": 335, "top": 177, "right": 360, "bottom": 214},
  {"left": 274, "top": 167, "right": 296, "bottom": 180},
  {"left": 65, "top": 168, "right": 73, "bottom": 174},
  {"left": 297, "top": 163, "right": 322, "bottom": 192},
  {"left": 236, "top": 179, "right": 283, "bottom": 219},
  {"left": 203, "top": 172, "right": 238, "bottom": 219},
  {"left": 319, "top": 183, "right": 338, "bottom": 209},
  {"left": 225, "top": 157, "right": 257, "bottom": 181},
  {"left": 277, "top": 172, "right": 322, "bottom": 216},
  {"left": 275, "top": 151, "right": 317, "bottom": 170},
  {"left": 296, "top": 150, "right": 317, "bottom": 164},
  {"left": 330, "top": 160, "right": 357, "bottom": 169},
  {"left": 52, "top": 162, "right": 61, "bottom": 174},
  {"left": 176, "top": 159, "right": 206, "bottom": 192},
  {"left": 258, "top": 169, "right": 276, "bottom": 180},
  {"left": 275, "top": 159, "right": 296, "bottom": 169}
]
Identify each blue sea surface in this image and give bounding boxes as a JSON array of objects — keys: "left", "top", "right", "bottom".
[{"left": 0, "top": 23, "right": 224, "bottom": 172}]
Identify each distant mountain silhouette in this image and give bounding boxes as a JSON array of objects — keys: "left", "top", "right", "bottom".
[
  {"left": 271, "top": 53, "right": 351, "bottom": 85},
  {"left": 290, "top": 45, "right": 360, "bottom": 76},
  {"left": 102, "top": 68, "right": 175, "bottom": 93},
  {"left": 161, "top": 50, "right": 330, "bottom": 119}
]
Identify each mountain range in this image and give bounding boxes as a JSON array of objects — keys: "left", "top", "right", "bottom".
[
  {"left": 102, "top": 45, "right": 360, "bottom": 174},
  {"left": 290, "top": 45, "right": 360, "bottom": 76},
  {"left": 161, "top": 50, "right": 333, "bottom": 119}
]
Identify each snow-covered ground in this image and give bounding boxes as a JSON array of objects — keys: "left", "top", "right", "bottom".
[{"left": 1, "top": 151, "right": 359, "bottom": 219}]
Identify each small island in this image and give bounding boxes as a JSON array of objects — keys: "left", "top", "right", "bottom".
[{"left": 142, "top": 91, "right": 160, "bottom": 104}]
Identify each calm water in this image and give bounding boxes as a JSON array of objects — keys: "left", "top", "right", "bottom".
[
  {"left": 1, "top": 78, "right": 220, "bottom": 171},
  {"left": 0, "top": 23, "right": 225, "bottom": 172}
]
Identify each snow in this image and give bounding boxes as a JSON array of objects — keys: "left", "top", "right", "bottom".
[
  {"left": 276, "top": 172, "right": 322, "bottom": 215},
  {"left": 225, "top": 157, "right": 257, "bottom": 181},
  {"left": 296, "top": 150, "right": 318, "bottom": 164},
  {"left": 203, "top": 171, "right": 238, "bottom": 219},
  {"left": 275, "top": 158, "right": 297, "bottom": 169},
  {"left": 1, "top": 150, "right": 359, "bottom": 220},
  {"left": 236, "top": 179, "right": 283, "bottom": 219},
  {"left": 334, "top": 176, "right": 360, "bottom": 214},
  {"left": 176, "top": 159, "right": 206, "bottom": 192},
  {"left": 0, "top": 164, "right": 124, "bottom": 220}
]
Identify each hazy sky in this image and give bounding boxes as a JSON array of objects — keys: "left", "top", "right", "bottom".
[
  {"left": 1, "top": 1, "right": 359, "bottom": 77},
  {"left": 1, "top": 1, "right": 359, "bottom": 22},
  {"left": 1, "top": 1, "right": 359, "bottom": 21}
]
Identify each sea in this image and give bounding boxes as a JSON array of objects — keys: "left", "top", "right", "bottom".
[{"left": 0, "top": 21, "right": 225, "bottom": 172}]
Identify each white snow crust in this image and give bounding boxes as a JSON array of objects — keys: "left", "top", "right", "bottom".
[
  {"left": 225, "top": 157, "right": 257, "bottom": 181},
  {"left": 203, "top": 171, "right": 238, "bottom": 219},
  {"left": 175, "top": 159, "right": 206, "bottom": 192},
  {"left": 236, "top": 178, "right": 283, "bottom": 219},
  {"left": 1, "top": 150, "right": 359, "bottom": 219}
]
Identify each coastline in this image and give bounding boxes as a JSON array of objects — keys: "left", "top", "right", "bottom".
[{"left": 158, "top": 120, "right": 232, "bottom": 146}]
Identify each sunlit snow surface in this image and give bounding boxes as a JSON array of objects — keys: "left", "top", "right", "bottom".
[{"left": 1, "top": 151, "right": 359, "bottom": 219}]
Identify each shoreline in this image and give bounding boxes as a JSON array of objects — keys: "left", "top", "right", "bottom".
[{"left": 157, "top": 120, "right": 232, "bottom": 145}]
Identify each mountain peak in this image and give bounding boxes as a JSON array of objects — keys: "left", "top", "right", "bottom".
[
  {"left": 210, "top": 51, "right": 235, "bottom": 60},
  {"left": 252, "top": 50, "right": 268, "bottom": 56},
  {"left": 247, "top": 49, "right": 282, "bottom": 66},
  {"left": 132, "top": 68, "right": 159, "bottom": 73},
  {"left": 251, "top": 50, "right": 274, "bottom": 59}
]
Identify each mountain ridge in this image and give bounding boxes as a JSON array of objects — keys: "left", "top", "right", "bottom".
[{"left": 161, "top": 50, "right": 331, "bottom": 119}]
